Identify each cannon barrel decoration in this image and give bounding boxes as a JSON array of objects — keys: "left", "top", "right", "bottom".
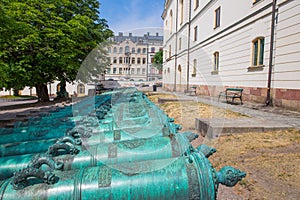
[
  {"left": 0, "top": 132, "right": 199, "bottom": 180},
  {"left": 0, "top": 88, "right": 246, "bottom": 199},
  {"left": 0, "top": 152, "right": 245, "bottom": 200}
]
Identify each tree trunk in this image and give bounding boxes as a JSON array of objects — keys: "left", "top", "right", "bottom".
[
  {"left": 36, "top": 83, "right": 49, "bottom": 102},
  {"left": 13, "top": 89, "right": 19, "bottom": 96}
]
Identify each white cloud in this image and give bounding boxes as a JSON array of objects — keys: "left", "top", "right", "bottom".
[{"left": 109, "top": 0, "right": 164, "bottom": 36}]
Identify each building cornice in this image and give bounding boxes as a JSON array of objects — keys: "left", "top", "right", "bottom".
[{"left": 162, "top": 0, "right": 171, "bottom": 19}]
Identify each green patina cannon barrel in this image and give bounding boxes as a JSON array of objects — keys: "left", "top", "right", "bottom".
[
  {"left": 0, "top": 136, "right": 80, "bottom": 158},
  {"left": 0, "top": 152, "right": 246, "bottom": 200},
  {"left": 0, "top": 132, "right": 200, "bottom": 180}
]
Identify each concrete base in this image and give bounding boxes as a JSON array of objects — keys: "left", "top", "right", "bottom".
[
  {"left": 195, "top": 118, "right": 292, "bottom": 138},
  {"left": 158, "top": 97, "right": 193, "bottom": 104}
]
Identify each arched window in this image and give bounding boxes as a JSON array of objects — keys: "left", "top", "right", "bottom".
[
  {"left": 178, "top": 65, "right": 182, "bottom": 72},
  {"left": 192, "top": 59, "right": 197, "bottom": 77},
  {"left": 213, "top": 52, "right": 219, "bottom": 71},
  {"left": 252, "top": 37, "right": 265, "bottom": 66},
  {"left": 142, "top": 48, "right": 147, "bottom": 54},
  {"left": 132, "top": 48, "right": 135, "bottom": 54},
  {"left": 77, "top": 84, "right": 85, "bottom": 95},
  {"left": 194, "top": 0, "right": 199, "bottom": 9},
  {"left": 125, "top": 46, "right": 130, "bottom": 53},
  {"left": 113, "top": 47, "right": 117, "bottom": 53},
  {"left": 137, "top": 48, "right": 141, "bottom": 54},
  {"left": 180, "top": 0, "right": 184, "bottom": 24},
  {"left": 119, "top": 47, "right": 123, "bottom": 54}
]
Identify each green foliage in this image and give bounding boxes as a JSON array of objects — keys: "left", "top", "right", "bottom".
[
  {"left": 0, "top": 0, "right": 113, "bottom": 98},
  {"left": 153, "top": 50, "right": 163, "bottom": 71}
]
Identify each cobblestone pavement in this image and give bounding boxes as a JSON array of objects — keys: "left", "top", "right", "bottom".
[{"left": 157, "top": 88, "right": 300, "bottom": 130}]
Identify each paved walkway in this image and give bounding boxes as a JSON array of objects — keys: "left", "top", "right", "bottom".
[{"left": 156, "top": 88, "right": 300, "bottom": 130}]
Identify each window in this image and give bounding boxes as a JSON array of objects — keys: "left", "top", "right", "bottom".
[
  {"left": 192, "top": 59, "right": 197, "bottom": 77},
  {"left": 119, "top": 57, "right": 123, "bottom": 64},
  {"left": 107, "top": 47, "right": 111, "bottom": 53},
  {"left": 142, "top": 48, "right": 147, "bottom": 54},
  {"left": 142, "top": 58, "right": 146, "bottom": 64},
  {"left": 142, "top": 68, "right": 146, "bottom": 74},
  {"left": 137, "top": 68, "right": 141, "bottom": 74},
  {"left": 125, "top": 46, "right": 130, "bottom": 53},
  {"left": 132, "top": 48, "right": 135, "bottom": 53},
  {"left": 179, "top": 37, "right": 182, "bottom": 50},
  {"left": 131, "top": 68, "right": 135, "bottom": 74},
  {"left": 178, "top": 65, "right": 182, "bottom": 72},
  {"left": 180, "top": 0, "right": 184, "bottom": 24},
  {"left": 131, "top": 57, "right": 135, "bottom": 64},
  {"left": 165, "top": 50, "right": 167, "bottom": 60},
  {"left": 252, "top": 37, "right": 265, "bottom": 66},
  {"left": 113, "top": 57, "right": 117, "bottom": 64},
  {"left": 194, "top": 0, "right": 199, "bottom": 10},
  {"left": 119, "top": 47, "right": 123, "bottom": 54},
  {"left": 214, "top": 7, "right": 221, "bottom": 28},
  {"left": 167, "top": 67, "right": 170, "bottom": 73},
  {"left": 170, "top": 10, "right": 173, "bottom": 34},
  {"left": 213, "top": 52, "right": 219, "bottom": 71},
  {"left": 113, "top": 68, "right": 116, "bottom": 74},
  {"left": 137, "top": 48, "right": 141, "bottom": 54},
  {"left": 137, "top": 58, "right": 141, "bottom": 64},
  {"left": 77, "top": 84, "right": 85, "bottom": 95},
  {"left": 106, "top": 68, "right": 111, "bottom": 74},
  {"left": 194, "top": 26, "right": 198, "bottom": 41},
  {"left": 119, "top": 68, "right": 123, "bottom": 74},
  {"left": 124, "top": 57, "right": 129, "bottom": 64},
  {"left": 151, "top": 47, "right": 155, "bottom": 53},
  {"left": 113, "top": 47, "right": 117, "bottom": 53}
]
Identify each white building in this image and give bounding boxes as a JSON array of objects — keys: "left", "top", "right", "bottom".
[
  {"left": 105, "top": 32, "right": 163, "bottom": 82},
  {"left": 162, "top": 0, "right": 300, "bottom": 111}
]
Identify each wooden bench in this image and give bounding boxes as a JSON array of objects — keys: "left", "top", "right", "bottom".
[
  {"left": 184, "top": 86, "right": 196, "bottom": 96},
  {"left": 218, "top": 88, "right": 243, "bottom": 105}
]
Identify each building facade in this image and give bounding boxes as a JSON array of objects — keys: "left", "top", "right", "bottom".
[
  {"left": 105, "top": 32, "right": 163, "bottom": 82},
  {"left": 162, "top": 0, "right": 300, "bottom": 111}
]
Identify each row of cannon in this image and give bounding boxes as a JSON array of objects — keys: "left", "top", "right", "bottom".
[{"left": 0, "top": 87, "right": 246, "bottom": 199}]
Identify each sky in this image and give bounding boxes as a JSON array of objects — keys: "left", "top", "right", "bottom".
[{"left": 99, "top": 0, "right": 165, "bottom": 36}]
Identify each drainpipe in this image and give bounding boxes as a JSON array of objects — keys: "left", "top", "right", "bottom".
[
  {"left": 187, "top": 0, "right": 192, "bottom": 91},
  {"left": 173, "top": 0, "right": 179, "bottom": 92},
  {"left": 266, "top": 0, "right": 277, "bottom": 106}
]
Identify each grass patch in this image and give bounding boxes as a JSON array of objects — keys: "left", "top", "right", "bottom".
[{"left": 0, "top": 95, "right": 35, "bottom": 99}]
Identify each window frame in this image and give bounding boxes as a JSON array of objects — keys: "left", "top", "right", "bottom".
[
  {"left": 214, "top": 7, "right": 221, "bottom": 29},
  {"left": 251, "top": 37, "right": 265, "bottom": 67},
  {"left": 192, "top": 59, "right": 197, "bottom": 77},
  {"left": 194, "top": 26, "right": 198, "bottom": 41},
  {"left": 194, "top": 0, "right": 199, "bottom": 10},
  {"left": 213, "top": 51, "right": 219, "bottom": 72}
]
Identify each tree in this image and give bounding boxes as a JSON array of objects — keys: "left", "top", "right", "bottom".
[
  {"left": 0, "top": 0, "right": 113, "bottom": 101},
  {"left": 153, "top": 50, "right": 163, "bottom": 71}
]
